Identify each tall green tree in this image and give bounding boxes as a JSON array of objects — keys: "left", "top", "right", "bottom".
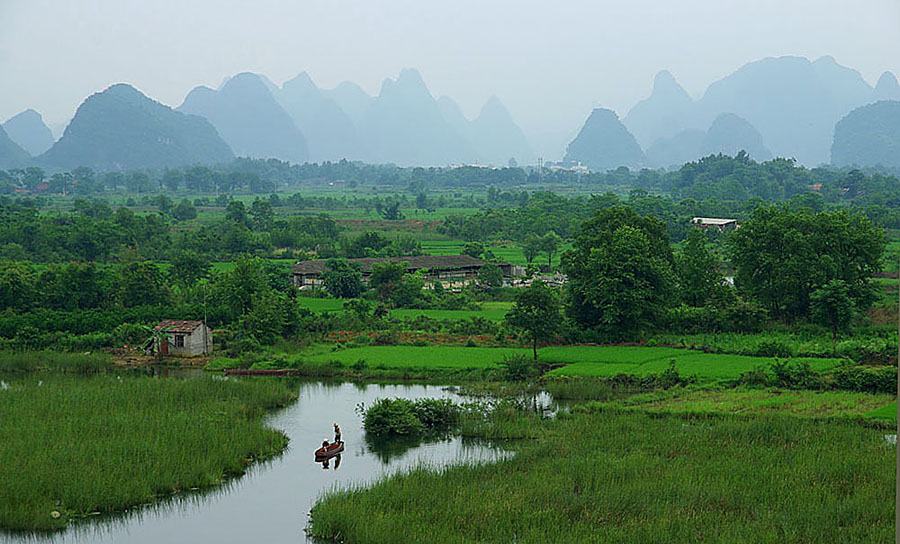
[
  {"left": 728, "top": 206, "right": 884, "bottom": 320},
  {"left": 677, "top": 228, "right": 728, "bottom": 307},
  {"left": 810, "top": 280, "right": 856, "bottom": 342},
  {"left": 541, "top": 231, "right": 562, "bottom": 268},
  {"left": 477, "top": 263, "right": 504, "bottom": 289},
  {"left": 117, "top": 261, "right": 169, "bottom": 307},
  {"left": 563, "top": 207, "right": 675, "bottom": 338},
  {"left": 505, "top": 280, "right": 560, "bottom": 360},
  {"left": 322, "top": 259, "right": 364, "bottom": 299},
  {"left": 521, "top": 234, "right": 543, "bottom": 264},
  {"left": 170, "top": 251, "right": 211, "bottom": 287}
]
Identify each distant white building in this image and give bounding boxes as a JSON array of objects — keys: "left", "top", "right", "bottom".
[{"left": 691, "top": 217, "right": 739, "bottom": 231}]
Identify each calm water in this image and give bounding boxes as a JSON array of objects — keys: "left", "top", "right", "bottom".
[{"left": 1, "top": 380, "right": 509, "bottom": 544}]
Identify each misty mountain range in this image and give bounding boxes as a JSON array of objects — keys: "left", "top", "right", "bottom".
[{"left": 2, "top": 56, "right": 898, "bottom": 172}]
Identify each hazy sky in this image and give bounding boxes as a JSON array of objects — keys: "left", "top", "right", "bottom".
[{"left": 2, "top": 0, "right": 899, "bottom": 156}]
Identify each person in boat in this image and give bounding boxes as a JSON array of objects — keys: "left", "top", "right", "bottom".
[
  {"left": 333, "top": 422, "right": 341, "bottom": 444},
  {"left": 322, "top": 439, "right": 330, "bottom": 449}
]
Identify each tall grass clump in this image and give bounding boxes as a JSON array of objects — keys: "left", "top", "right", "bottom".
[
  {"left": 359, "top": 398, "right": 459, "bottom": 436},
  {"left": 0, "top": 375, "right": 295, "bottom": 531},
  {"left": 0, "top": 350, "right": 111, "bottom": 374},
  {"left": 310, "top": 411, "right": 892, "bottom": 543}
]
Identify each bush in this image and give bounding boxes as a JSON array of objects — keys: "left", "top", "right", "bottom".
[
  {"left": 832, "top": 365, "right": 896, "bottom": 394},
  {"left": 498, "top": 354, "right": 535, "bottom": 381},
  {"left": 750, "top": 339, "right": 794, "bottom": 358},
  {"left": 359, "top": 398, "right": 460, "bottom": 436},
  {"left": 373, "top": 332, "right": 398, "bottom": 346}
]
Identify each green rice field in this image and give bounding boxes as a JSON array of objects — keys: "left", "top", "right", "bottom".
[
  {"left": 297, "top": 298, "right": 513, "bottom": 321},
  {"left": 576, "top": 387, "right": 895, "bottom": 420},
  {"left": 296, "top": 344, "right": 845, "bottom": 382}
]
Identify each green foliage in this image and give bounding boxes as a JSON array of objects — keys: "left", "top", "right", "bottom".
[
  {"left": 728, "top": 206, "right": 884, "bottom": 320},
  {"left": 564, "top": 208, "right": 676, "bottom": 338},
  {"left": 322, "top": 258, "right": 364, "bottom": 299},
  {"left": 0, "top": 351, "right": 111, "bottom": 374},
  {"left": 117, "top": 261, "right": 169, "bottom": 308},
  {"left": 169, "top": 251, "right": 210, "bottom": 287},
  {"left": 497, "top": 353, "right": 535, "bottom": 381},
  {"left": 505, "top": 279, "right": 560, "bottom": 359},
  {"left": 360, "top": 398, "right": 459, "bottom": 436},
  {"left": 461, "top": 241, "right": 485, "bottom": 258},
  {"left": 310, "top": 410, "right": 893, "bottom": 542},
  {"left": 810, "top": 279, "right": 856, "bottom": 341},
  {"left": 677, "top": 228, "right": 728, "bottom": 306},
  {"left": 476, "top": 262, "right": 503, "bottom": 288}
]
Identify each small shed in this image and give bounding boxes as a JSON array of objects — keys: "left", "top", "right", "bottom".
[{"left": 155, "top": 320, "right": 212, "bottom": 356}]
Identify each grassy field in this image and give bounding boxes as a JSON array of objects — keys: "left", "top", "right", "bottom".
[
  {"left": 293, "top": 345, "right": 845, "bottom": 382},
  {"left": 309, "top": 409, "right": 893, "bottom": 543},
  {"left": 575, "top": 387, "right": 895, "bottom": 420},
  {"left": 420, "top": 240, "right": 573, "bottom": 267},
  {"left": 0, "top": 351, "right": 112, "bottom": 373},
  {"left": 0, "top": 376, "right": 296, "bottom": 531},
  {"left": 297, "top": 298, "right": 513, "bottom": 321}
]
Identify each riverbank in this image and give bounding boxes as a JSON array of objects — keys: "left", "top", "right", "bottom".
[
  {"left": 308, "top": 404, "right": 894, "bottom": 543},
  {"left": 0, "top": 375, "right": 296, "bottom": 531}
]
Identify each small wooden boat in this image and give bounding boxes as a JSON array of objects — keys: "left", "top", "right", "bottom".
[
  {"left": 314, "top": 441, "right": 344, "bottom": 459},
  {"left": 223, "top": 368, "right": 300, "bottom": 376}
]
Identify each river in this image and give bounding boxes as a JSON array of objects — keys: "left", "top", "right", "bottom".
[{"left": 1, "top": 380, "right": 510, "bottom": 544}]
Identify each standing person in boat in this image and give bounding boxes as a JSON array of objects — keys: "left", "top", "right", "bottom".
[{"left": 333, "top": 422, "right": 342, "bottom": 443}]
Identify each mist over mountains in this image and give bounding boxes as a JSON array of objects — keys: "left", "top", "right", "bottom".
[
  {"left": 2, "top": 109, "right": 54, "bottom": 156},
  {"left": 8, "top": 55, "right": 898, "bottom": 172},
  {"left": 40, "top": 84, "right": 233, "bottom": 171}
]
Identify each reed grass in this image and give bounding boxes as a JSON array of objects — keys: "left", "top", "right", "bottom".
[
  {"left": 0, "top": 351, "right": 111, "bottom": 374},
  {"left": 309, "top": 410, "right": 893, "bottom": 543},
  {"left": 0, "top": 375, "right": 295, "bottom": 531}
]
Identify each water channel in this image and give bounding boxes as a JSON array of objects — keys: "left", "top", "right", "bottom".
[{"left": 1, "top": 380, "right": 512, "bottom": 544}]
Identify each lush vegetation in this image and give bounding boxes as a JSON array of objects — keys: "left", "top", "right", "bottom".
[
  {"left": 309, "top": 408, "right": 893, "bottom": 543},
  {"left": 0, "top": 375, "right": 296, "bottom": 531}
]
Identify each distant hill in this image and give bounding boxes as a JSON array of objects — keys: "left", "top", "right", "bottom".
[
  {"left": 468, "top": 97, "right": 534, "bottom": 166},
  {"left": 3, "top": 109, "right": 54, "bottom": 156},
  {"left": 873, "top": 72, "right": 900, "bottom": 102},
  {"left": 359, "top": 68, "right": 476, "bottom": 166},
  {"left": 436, "top": 95, "right": 534, "bottom": 166},
  {"left": 700, "top": 113, "right": 771, "bottom": 161},
  {"left": 275, "top": 72, "right": 362, "bottom": 162},
  {"left": 0, "top": 124, "right": 31, "bottom": 169},
  {"left": 831, "top": 100, "right": 900, "bottom": 168},
  {"left": 693, "top": 55, "right": 871, "bottom": 165},
  {"left": 626, "top": 56, "right": 884, "bottom": 166},
  {"left": 40, "top": 84, "right": 233, "bottom": 171},
  {"left": 179, "top": 72, "right": 308, "bottom": 163},
  {"left": 564, "top": 108, "right": 644, "bottom": 171},
  {"left": 623, "top": 70, "right": 696, "bottom": 149},
  {"left": 645, "top": 129, "right": 705, "bottom": 169},
  {"left": 322, "top": 81, "right": 373, "bottom": 125}
]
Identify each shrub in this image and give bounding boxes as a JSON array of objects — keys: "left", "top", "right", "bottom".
[
  {"left": 351, "top": 359, "right": 369, "bottom": 371},
  {"left": 832, "top": 365, "right": 896, "bottom": 394},
  {"left": 373, "top": 332, "right": 398, "bottom": 346},
  {"left": 498, "top": 354, "right": 535, "bottom": 381},
  {"left": 750, "top": 339, "right": 794, "bottom": 358},
  {"left": 360, "top": 398, "right": 461, "bottom": 436}
]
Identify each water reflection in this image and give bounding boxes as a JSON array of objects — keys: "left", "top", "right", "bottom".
[{"left": 320, "top": 455, "right": 341, "bottom": 471}]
